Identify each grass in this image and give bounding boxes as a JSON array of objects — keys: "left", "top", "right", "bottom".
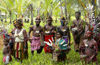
[{"left": 0, "top": 18, "right": 100, "bottom": 65}]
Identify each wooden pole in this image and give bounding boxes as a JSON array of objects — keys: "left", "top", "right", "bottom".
[{"left": 30, "top": 4, "right": 33, "bottom": 25}]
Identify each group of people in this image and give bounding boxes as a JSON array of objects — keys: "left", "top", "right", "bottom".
[{"left": 2, "top": 11, "right": 100, "bottom": 65}]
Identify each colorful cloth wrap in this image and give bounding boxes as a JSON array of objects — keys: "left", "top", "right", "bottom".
[
  {"left": 31, "top": 36, "right": 41, "bottom": 51},
  {"left": 14, "top": 42, "right": 24, "bottom": 60},
  {"left": 62, "top": 36, "right": 68, "bottom": 44},
  {"left": 44, "top": 35, "right": 54, "bottom": 53},
  {"left": 55, "top": 38, "right": 68, "bottom": 50}
]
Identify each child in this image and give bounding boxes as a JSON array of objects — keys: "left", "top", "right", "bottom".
[{"left": 3, "top": 38, "right": 12, "bottom": 65}]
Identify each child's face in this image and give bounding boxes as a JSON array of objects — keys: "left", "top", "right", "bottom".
[{"left": 56, "top": 33, "right": 61, "bottom": 39}]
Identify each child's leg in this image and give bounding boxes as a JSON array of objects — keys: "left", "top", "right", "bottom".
[{"left": 24, "top": 50, "right": 28, "bottom": 59}]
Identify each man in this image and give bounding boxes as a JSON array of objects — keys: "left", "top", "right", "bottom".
[
  {"left": 71, "top": 11, "right": 86, "bottom": 52},
  {"left": 29, "top": 16, "right": 43, "bottom": 55}
]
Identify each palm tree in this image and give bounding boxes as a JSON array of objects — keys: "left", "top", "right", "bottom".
[{"left": 0, "top": 0, "right": 32, "bottom": 23}]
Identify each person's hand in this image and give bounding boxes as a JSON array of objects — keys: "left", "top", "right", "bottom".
[
  {"left": 29, "top": 38, "right": 32, "bottom": 43},
  {"left": 44, "top": 37, "right": 54, "bottom": 46},
  {"left": 15, "top": 34, "right": 19, "bottom": 37}
]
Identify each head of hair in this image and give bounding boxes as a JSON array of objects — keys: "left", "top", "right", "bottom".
[
  {"left": 56, "top": 30, "right": 63, "bottom": 36},
  {"left": 75, "top": 11, "right": 81, "bottom": 15},
  {"left": 47, "top": 16, "right": 53, "bottom": 21},
  {"left": 35, "top": 16, "right": 41, "bottom": 21},
  {"left": 16, "top": 19, "right": 23, "bottom": 26},
  {"left": 61, "top": 16, "right": 65, "bottom": 21}
]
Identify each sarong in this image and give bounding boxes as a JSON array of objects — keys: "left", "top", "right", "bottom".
[
  {"left": 14, "top": 42, "right": 24, "bottom": 61},
  {"left": 44, "top": 35, "right": 53, "bottom": 53},
  {"left": 62, "top": 36, "right": 68, "bottom": 44},
  {"left": 31, "top": 36, "right": 41, "bottom": 51}
]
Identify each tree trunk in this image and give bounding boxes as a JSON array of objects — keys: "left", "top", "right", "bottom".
[
  {"left": 5, "top": 12, "right": 7, "bottom": 22},
  {"left": 9, "top": 11, "right": 12, "bottom": 24},
  {"left": 30, "top": 9, "right": 33, "bottom": 25},
  {"left": 64, "top": 0, "right": 67, "bottom": 20},
  {"left": 16, "top": 14, "right": 17, "bottom": 20},
  {"left": 27, "top": 13, "right": 30, "bottom": 23},
  {"left": 30, "top": 4, "right": 33, "bottom": 25},
  {"left": 97, "top": 0, "right": 100, "bottom": 11},
  {"left": 0, "top": 10, "right": 1, "bottom": 19}
]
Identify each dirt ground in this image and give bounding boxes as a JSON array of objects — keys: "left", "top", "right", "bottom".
[{"left": 0, "top": 36, "right": 3, "bottom": 50}]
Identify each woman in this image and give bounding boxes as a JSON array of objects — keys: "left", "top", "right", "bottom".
[
  {"left": 43, "top": 16, "right": 56, "bottom": 53},
  {"left": 29, "top": 16, "right": 43, "bottom": 55},
  {"left": 79, "top": 30, "right": 98, "bottom": 64},
  {"left": 14, "top": 19, "right": 28, "bottom": 62}
]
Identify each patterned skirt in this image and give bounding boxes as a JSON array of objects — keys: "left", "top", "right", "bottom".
[{"left": 31, "top": 36, "right": 41, "bottom": 51}]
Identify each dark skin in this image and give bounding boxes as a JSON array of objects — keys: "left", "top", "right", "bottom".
[
  {"left": 75, "top": 13, "right": 81, "bottom": 20},
  {"left": 85, "top": 32, "right": 98, "bottom": 54},
  {"left": 15, "top": 23, "right": 28, "bottom": 51},
  {"left": 74, "top": 13, "right": 84, "bottom": 31},
  {"left": 72, "top": 12, "right": 85, "bottom": 40},
  {"left": 3, "top": 47, "right": 10, "bottom": 57},
  {"left": 53, "top": 33, "right": 62, "bottom": 49},
  {"left": 80, "top": 31, "right": 98, "bottom": 64},
  {"left": 44, "top": 19, "right": 56, "bottom": 35},
  {"left": 58, "top": 19, "right": 70, "bottom": 45},
  {"left": 3, "top": 39, "right": 11, "bottom": 57},
  {"left": 28, "top": 19, "right": 43, "bottom": 42},
  {"left": 71, "top": 12, "right": 86, "bottom": 52}
]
